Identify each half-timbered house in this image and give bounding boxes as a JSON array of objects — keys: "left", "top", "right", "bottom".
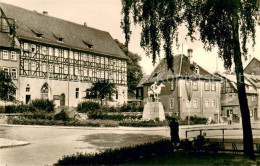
[{"left": 0, "top": 3, "right": 128, "bottom": 107}]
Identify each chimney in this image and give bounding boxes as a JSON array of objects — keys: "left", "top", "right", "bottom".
[
  {"left": 84, "top": 22, "right": 87, "bottom": 27},
  {"left": 43, "top": 11, "right": 48, "bottom": 15},
  {"left": 187, "top": 49, "right": 193, "bottom": 65}
]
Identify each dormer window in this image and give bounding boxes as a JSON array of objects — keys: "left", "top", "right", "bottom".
[
  {"left": 31, "top": 30, "right": 43, "bottom": 38},
  {"left": 53, "top": 34, "right": 64, "bottom": 42},
  {"left": 195, "top": 65, "right": 200, "bottom": 74},
  {"left": 57, "top": 38, "right": 64, "bottom": 42},
  {"left": 83, "top": 40, "right": 93, "bottom": 49}
]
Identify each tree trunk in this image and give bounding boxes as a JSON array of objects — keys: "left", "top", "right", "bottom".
[{"left": 232, "top": 8, "right": 255, "bottom": 159}]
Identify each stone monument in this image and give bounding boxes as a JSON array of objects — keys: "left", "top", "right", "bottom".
[{"left": 142, "top": 82, "right": 166, "bottom": 121}]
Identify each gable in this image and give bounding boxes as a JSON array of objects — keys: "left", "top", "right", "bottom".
[
  {"left": 244, "top": 58, "right": 260, "bottom": 75},
  {"left": 143, "top": 54, "right": 219, "bottom": 85}
]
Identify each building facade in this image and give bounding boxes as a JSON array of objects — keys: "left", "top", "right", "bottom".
[
  {"left": 215, "top": 73, "right": 258, "bottom": 122},
  {"left": 138, "top": 52, "right": 221, "bottom": 122},
  {"left": 0, "top": 3, "right": 128, "bottom": 107}
]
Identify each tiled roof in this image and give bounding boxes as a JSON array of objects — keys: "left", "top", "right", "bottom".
[
  {"left": 143, "top": 54, "right": 220, "bottom": 85},
  {"left": 244, "top": 57, "right": 260, "bottom": 75},
  {"left": 0, "top": 33, "right": 19, "bottom": 49},
  {"left": 137, "top": 75, "right": 150, "bottom": 87},
  {"left": 0, "top": 2, "right": 127, "bottom": 59},
  {"left": 216, "top": 73, "right": 258, "bottom": 94},
  {"left": 244, "top": 74, "right": 260, "bottom": 88}
]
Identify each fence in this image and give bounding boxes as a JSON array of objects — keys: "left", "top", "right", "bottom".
[{"left": 185, "top": 128, "right": 260, "bottom": 153}]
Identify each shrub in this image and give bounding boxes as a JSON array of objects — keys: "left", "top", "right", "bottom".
[
  {"left": 54, "top": 110, "right": 71, "bottom": 121},
  {"left": 7, "top": 117, "right": 119, "bottom": 127},
  {"left": 24, "top": 111, "right": 54, "bottom": 120},
  {"left": 5, "top": 105, "right": 36, "bottom": 113},
  {"left": 0, "top": 106, "right": 5, "bottom": 113},
  {"left": 186, "top": 116, "right": 207, "bottom": 124},
  {"left": 31, "top": 99, "right": 55, "bottom": 112},
  {"left": 5, "top": 105, "right": 17, "bottom": 113},
  {"left": 100, "top": 105, "right": 118, "bottom": 112},
  {"left": 77, "top": 101, "right": 100, "bottom": 113},
  {"left": 54, "top": 139, "right": 173, "bottom": 166},
  {"left": 16, "top": 105, "right": 37, "bottom": 113},
  {"left": 119, "top": 120, "right": 168, "bottom": 127},
  {"left": 119, "top": 103, "right": 143, "bottom": 112},
  {"left": 88, "top": 111, "right": 142, "bottom": 121}
]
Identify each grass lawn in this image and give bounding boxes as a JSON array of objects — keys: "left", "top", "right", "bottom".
[{"left": 126, "top": 151, "right": 260, "bottom": 165}]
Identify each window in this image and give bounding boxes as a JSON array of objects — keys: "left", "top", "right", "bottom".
[
  {"left": 3, "top": 50, "right": 8, "bottom": 60},
  {"left": 42, "top": 46, "right": 47, "bottom": 55},
  {"left": 205, "top": 82, "right": 210, "bottom": 91},
  {"left": 205, "top": 99, "right": 210, "bottom": 108},
  {"left": 49, "top": 64, "right": 53, "bottom": 73},
  {"left": 83, "top": 68, "right": 88, "bottom": 76},
  {"left": 55, "top": 65, "right": 59, "bottom": 73},
  {"left": 96, "top": 70, "right": 100, "bottom": 78},
  {"left": 101, "top": 70, "right": 104, "bottom": 79},
  {"left": 3, "top": 67, "right": 9, "bottom": 77},
  {"left": 42, "top": 63, "right": 47, "bottom": 72},
  {"left": 24, "top": 43, "right": 29, "bottom": 50},
  {"left": 26, "top": 87, "right": 30, "bottom": 92},
  {"left": 11, "top": 68, "right": 17, "bottom": 79},
  {"left": 11, "top": 51, "right": 17, "bottom": 61},
  {"left": 24, "top": 61, "right": 29, "bottom": 70},
  {"left": 31, "top": 44, "right": 36, "bottom": 53},
  {"left": 75, "top": 67, "right": 79, "bottom": 76},
  {"left": 74, "top": 53, "right": 79, "bottom": 60},
  {"left": 211, "top": 82, "right": 216, "bottom": 91},
  {"left": 195, "top": 66, "right": 200, "bottom": 74},
  {"left": 171, "top": 81, "right": 175, "bottom": 91},
  {"left": 31, "top": 61, "right": 36, "bottom": 71},
  {"left": 212, "top": 99, "right": 217, "bottom": 108},
  {"left": 55, "top": 48, "right": 59, "bottom": 57},
  {"left": 75, "top": 88, "right": 79, "bottom": 99},
  {"left": 70, "top": 66, "right": 74, "bottom": 75},
  {"left": 252, "top": 95, "right": 256, "bottom": 102},
  {"left": 64, "top": 50, "right": 68, "bottom": 58},
  {"left": 49, "top": 48, "right": 53, "bottom": 56},
  {"left": 64, "top": 66, "right": 68, "bottom": 75},
  {"left": 186, "top": 99, "right": 191, "bottom": 108},
  {"left": 193, "top": 81, "right": 198, "bottom": 91},
  {"left": 89, "top": 69, "right": 93, "bottom": 77},
  {"left": 69, "top": 51, "right": 73, "bottom": 60},
  {"left": 41, "top": 83, "right": 49, "bottom": 99},
  {"left": 170, "top": 99, "right": 174, "bottom": 109},
  {"left": 193, "top": 99, "right": 198, "bottom": 108}
]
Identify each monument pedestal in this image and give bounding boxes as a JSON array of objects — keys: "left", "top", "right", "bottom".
[{"left": 142, "top": 102, "right": 165, "bottom": 121}]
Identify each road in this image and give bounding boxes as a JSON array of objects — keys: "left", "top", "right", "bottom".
[{"left": 0, "top": 123, "right": 259, "bottom": 166}]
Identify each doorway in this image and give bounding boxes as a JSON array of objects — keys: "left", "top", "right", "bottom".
[
  {"left": 60, "top": 93, "right": 65, "bottom": 106},
  {"left": 26, "top": 95, "right": 31, "bottom": 104}
]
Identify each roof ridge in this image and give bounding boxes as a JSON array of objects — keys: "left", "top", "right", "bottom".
[{"left": 0, "top": 2, "right": 108, "bottom": 34}]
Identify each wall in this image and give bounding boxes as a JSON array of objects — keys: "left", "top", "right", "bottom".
[{"left": 19, "top": 77, "right": 127, "bottom": 107}]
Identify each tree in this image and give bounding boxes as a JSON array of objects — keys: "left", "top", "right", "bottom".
[
  {"left": 121, "top": 0, "right": 260, "bottom": 158},
  {"left": 114, "top": 39, "right": 143, "bottom": 96},
  {"left": 0, "top": 70, "right": 16, "bottom": 102},
  {"left": 87, "top": 80, "right": 116, "bottom": 105}
]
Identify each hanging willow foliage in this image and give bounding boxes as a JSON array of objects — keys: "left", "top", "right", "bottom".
[
  {"left": 121, "top": 0, "right": 260, "bottom": 71},
  {"left": 121, "top": 0, "right": 183, "bottom": 72}
]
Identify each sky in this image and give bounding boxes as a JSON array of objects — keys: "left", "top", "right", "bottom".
[{"left": 1, "top": 0, "right": 260, "bottom": 75}]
